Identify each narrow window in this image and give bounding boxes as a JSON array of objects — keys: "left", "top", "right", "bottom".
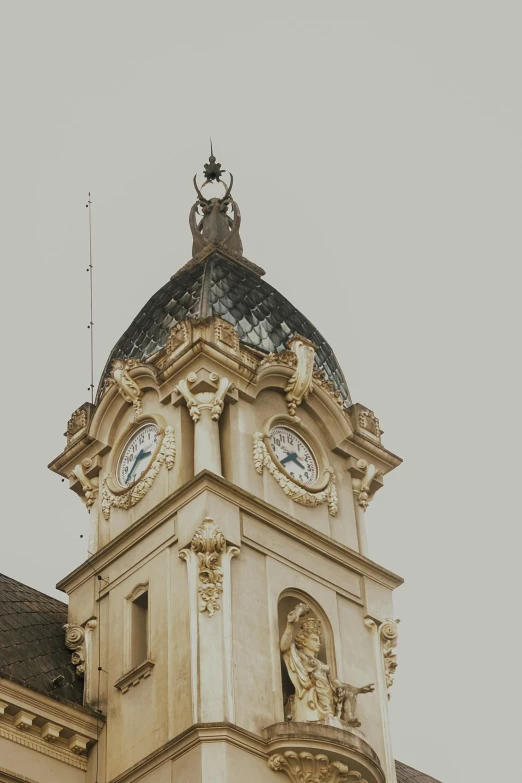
[{"left": 130, "top": 589, "right": 149, "bottom": 668}]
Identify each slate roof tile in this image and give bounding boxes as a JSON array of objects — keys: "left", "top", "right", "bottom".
[
  {"left": 0, "top": 572, "right": 83, "bottom": 704},
  {"left": 97, "top": 253, "right": 351, "bottom": 405},
  {"left": 396, "top": 760, "right": 442, "bottom": 783}
]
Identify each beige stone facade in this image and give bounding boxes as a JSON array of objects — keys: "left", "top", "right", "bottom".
[{"left": 8, "top": 304, "right": 401, "bottom": 783}]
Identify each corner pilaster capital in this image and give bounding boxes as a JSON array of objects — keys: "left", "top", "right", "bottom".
[{"left": 175, "top": 372, "right": 234, "bottom": 423}]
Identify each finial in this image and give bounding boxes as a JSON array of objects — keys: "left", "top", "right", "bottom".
[{"left": 203, "top": 141, "right": 226, "bottom": 186}]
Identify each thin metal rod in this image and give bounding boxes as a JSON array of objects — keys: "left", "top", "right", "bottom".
[{"left": 87, "top": 193, "right": 94, "bottom": 404}]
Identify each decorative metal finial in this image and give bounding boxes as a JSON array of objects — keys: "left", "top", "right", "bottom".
[{"left": 203, "top": 139, "right": 226, "bottom": 185}]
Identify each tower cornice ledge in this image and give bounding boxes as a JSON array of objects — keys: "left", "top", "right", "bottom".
[
  {"left": 108, "top": 722, "right": 268, "bottom": 783},
  {"left": 56, "top": 471, "right": 403, "bottom": 596}
]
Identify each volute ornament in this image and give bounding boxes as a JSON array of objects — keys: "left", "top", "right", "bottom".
[
  {"left": 253, "top": 432, "right": 338, "bottom": 516},
  {"left": 175, "top": 372, "right": 233, "bottom": 423},
  {"left": 352, "top": 460, "right": 381, "bottom": 511},
  {"left": 380, "top": 619, "right": 399, "bottom": 699},
  {"left": 284, "top": 336, "right": 316, "bottom": 416},
  {"left": 71, "top": 459, "right": 98, "bottom": 510},
  {"left": 108, "top": 358, "right": 144, "bottom": 420},
  {"left": 268, "top": 751, "right": 367, "bottom": 783},
  {"left": 280, "top": 603, "right": 374, "bottom": 726},
  {"left": 63, "top": 621, "right": 96, "bottom": 676},
  {"left": 101, "top": 426, "right": 176, "bottom": 520},
  {"left": 181, "top": 517, "right": 226, "bottom": 617}
]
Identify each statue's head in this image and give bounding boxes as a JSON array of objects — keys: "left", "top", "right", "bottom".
[{"left": 295, "top": 616, "right": 323, "bottom": 656}]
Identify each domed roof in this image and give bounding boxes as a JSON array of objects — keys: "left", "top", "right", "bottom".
[{"left": 99, "top": 250, "right": 352, "bottom": 405}]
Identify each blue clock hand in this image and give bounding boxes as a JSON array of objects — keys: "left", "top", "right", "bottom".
[
  {"left": 280, "top": 453, "right": 297, "bottom": 466},
  {"left": 293, "top": 457, "right": 306, "bottom": 470},
  {"left": 125, "top": 448, "right": 150, "bottom": 484}
]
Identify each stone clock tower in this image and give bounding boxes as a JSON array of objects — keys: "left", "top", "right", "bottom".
[{"left": 48, "top": 154, "right": 404, "bottom": 783}]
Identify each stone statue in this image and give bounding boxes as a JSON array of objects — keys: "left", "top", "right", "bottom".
[
  {"left": 280, "top": 602, "right": 374, "bottom": 728},
  {"left": 189, "top": 153, "right": 243, "bottom": 259}
]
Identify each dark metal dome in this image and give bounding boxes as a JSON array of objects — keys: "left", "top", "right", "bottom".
[{"left": 98, "top": 252, "right": 351, "bottom": 405}]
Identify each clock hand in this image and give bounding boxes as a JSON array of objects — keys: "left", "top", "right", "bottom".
[
  {"left": 125, "top": 448, "right": 151, "bottom": 484},
  {"left": 293, "top": 457, "right": 306, "bottom": 470},
  {"left": 280, "top": 452, "right": 297, "bottom": 466}
]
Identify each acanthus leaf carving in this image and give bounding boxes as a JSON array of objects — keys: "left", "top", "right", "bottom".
[
  {"left": 175, "top": 372, "right": 233, "bottom": 423},
  {"left": 253, "top": 432, "right": 338, "bottom": 516},
  {"left": 380, "top": 618, "right": 399, "bottom": 699},
  {"left": 108, "top": 358, "right": 144, "bottom": 420},
  {"left": 268, "top": 751, "right": 367, "bottom": 783},
  {"left": 183, "top": 517, "right": 227, "bottom": 617},
  {"left": 101, "top": 426, "right": 176, "bottom": 520}
]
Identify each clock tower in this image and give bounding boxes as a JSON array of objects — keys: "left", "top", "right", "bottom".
[{"left": 49, "top": 154, "right": 403, "bottom": 783}]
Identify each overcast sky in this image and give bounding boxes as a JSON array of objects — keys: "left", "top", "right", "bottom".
[{"left": 1, "top": 3, "right": 520, "bottom": 782}]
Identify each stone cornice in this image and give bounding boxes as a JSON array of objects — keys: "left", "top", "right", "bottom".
[
  {"left": 109, "top": 722, "right": 267, "bottom": 783},
  {"left": 0, "top": 721, "right": 88, "bottom": 771},
  {"left": 57, "top": 472, "right": 403, "bottom": 596},
  {"left": 0, "top": 678, "right": 102, "bottom": 738}
]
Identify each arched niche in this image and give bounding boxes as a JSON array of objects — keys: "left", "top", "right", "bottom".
[{"left": 277, "top": 590, "right": 337, "bottom": 722}]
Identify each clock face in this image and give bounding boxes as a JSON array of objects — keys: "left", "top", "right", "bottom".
[
  {"left": 117, "top": 423, "right": 159, "bottom": 487},
  {"left": 269, "top": 426, "right": 318, "bottom": 486}
]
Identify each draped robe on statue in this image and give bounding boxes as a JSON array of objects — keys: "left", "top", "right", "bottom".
[{"left": 283, "top": 642, "right": 338, "bottom": 722}]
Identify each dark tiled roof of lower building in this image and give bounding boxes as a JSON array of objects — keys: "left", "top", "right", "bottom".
[
  {"left": 396, "top": 760, "right": 442, "bottom": 783},
  {"left": 0, "top": 573, "right": 83, "bottom": 704}
]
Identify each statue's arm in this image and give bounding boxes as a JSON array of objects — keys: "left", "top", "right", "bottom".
[
  {"left": 280, "top": 603, "right": 310, "bottom": 653},
  {"left": 280, "top": 623, "right": 295, "bottom": 653}
]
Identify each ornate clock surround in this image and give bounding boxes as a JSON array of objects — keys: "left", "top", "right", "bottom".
[
  {"left": 253, "top": 414, "right": 338, "bottom": 516},
  {"left": 104, "top": 413, "right": 168, "bottom": 496}
]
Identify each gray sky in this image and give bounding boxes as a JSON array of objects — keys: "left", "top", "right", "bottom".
[{"left": 1, "top": 3, "right": 520, "bottom": 782}]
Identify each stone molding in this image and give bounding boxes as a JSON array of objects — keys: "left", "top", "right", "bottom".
[
  {"left": 351, "top": 461, "right": 382, "bottom": 511},
  {"left": 114, "top": 659, "right": 155, "bottom": 694},
  {"left": 268, "top": 751, "right": 367, "bottom": 783},
  {"left": 57, "top": 471, "right": 404, "bottom": 597}
]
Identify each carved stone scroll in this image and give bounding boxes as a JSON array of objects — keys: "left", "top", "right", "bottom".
[
  {"left": 101, "top": 426, "right": 176, "bottom": 520},
  {"left": 352, "top": 460, "right": 381, "bottom": 511},
  {"left": 71, "top": 459, "right": 98, "bottom": 510},
  {"left": 108, "top": 358, "right": 144, "bottom": 419},
  {"left": 175, "top": 372, "right": 233, "bottom": 423},
  {"left": 253, "top": 432, "right": 338, "bottom": 516},
  {"left": 268, "top": 751, "right": 367, "bottom": 783},
  {"left": 284, "top": 336, "right": 316, "bottom": 416},
  {"left": 380, "top": 619, "right": 399, "bottom": 699}
]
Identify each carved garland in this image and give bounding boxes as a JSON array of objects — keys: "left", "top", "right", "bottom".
[
  {"left": 101, "top": 426, "right": 176, "bottom": 520},
  {"left": 253, "top": 432, "right": 338, "bottom": 516},
  {"left": 268, "top": 751, "right": 367, "bottom": 783}
]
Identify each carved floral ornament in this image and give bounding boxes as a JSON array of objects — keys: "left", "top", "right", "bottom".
[
  {"left": 268, "top": 751, "right": 368, "bottom": 783},
  {"left": 180, "top": 518, "right": 231, "bottom": 616},
  {"left": 252, "top": 419, "right": 338, "bottom": 516},
  {"left": 175, "top": 372, "right": 233, "bottom": 423},
  {"left": 101, "top": 424, "right": 175, "bottom": 520}
]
